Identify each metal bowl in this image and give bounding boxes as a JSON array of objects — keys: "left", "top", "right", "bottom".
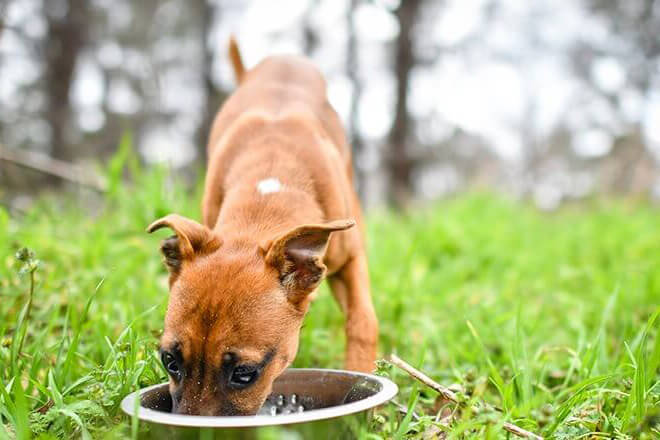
[{"left": 121, "top": 368, "right": 398, "bottom": 439}]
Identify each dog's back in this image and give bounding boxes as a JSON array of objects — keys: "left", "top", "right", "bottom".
[
  {"left": 207, "top": 43, "right": 351, "bottom": 170},
  {"left": 202, "top": 40, "right": 358, "bottom": 235}
]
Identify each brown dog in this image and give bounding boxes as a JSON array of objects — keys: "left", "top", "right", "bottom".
[{"left": 147, "top": 38, "right": 378, "bottom": 416}]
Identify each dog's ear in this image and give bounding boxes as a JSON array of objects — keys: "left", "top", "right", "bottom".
[
  {"left": 147, "top": 214, "right": 221, "bottom": 273},
  {"left": 262, "top": 219, "right": 355, "bottom": 305}
]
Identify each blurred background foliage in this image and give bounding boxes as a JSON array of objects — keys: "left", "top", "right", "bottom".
[{"left": 1, "top": 0, "right": 660, "bottom": 210}]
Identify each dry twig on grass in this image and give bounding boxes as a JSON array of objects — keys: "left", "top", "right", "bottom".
[{"left": 389, "top": 354, "right": 544, "bottom": 440}]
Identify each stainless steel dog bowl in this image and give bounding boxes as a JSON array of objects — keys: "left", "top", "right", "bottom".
[{"left": 121, "top": 368, "right": 398, "bottom": 439}]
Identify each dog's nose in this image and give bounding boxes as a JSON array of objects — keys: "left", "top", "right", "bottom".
[
  {"left": 172, "top": 399, "right": 199, "bottom": 416},
  {"left": 197, "top": 407, "right": 221, "bottom": 416},
  {"left": 173, "top": 399, "right": 226, "bottom": 416},
  {"left": 174, "top": 404, "right": 209, "bottom": 416}
]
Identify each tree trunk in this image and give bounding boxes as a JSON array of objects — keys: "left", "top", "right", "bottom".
[
  {"left": 347, "top": 0, "right": 365, "bottom": 200},
  {"left": 303, "top": 0, "right": 319, "bottom": 56},
  {"left": 195, "top": 0, "right": 226, "bottom": 169},
  {"left": 44, "top": 0, "right": 88, "bottom": 163},
  {"left": 387, "top": 0, "right": 421, "bottom": 208},
  {"left": 0, "top": 3, "right": 8, "bottom": 39}
]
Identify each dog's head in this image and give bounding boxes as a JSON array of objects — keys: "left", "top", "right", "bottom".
[{"left": 147, "top": 214, "right": 354, "bottom": 416}]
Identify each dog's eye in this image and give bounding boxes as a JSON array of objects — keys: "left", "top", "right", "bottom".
[
  {"left": 229, "top": 366, "right": 259, "bottom": 389},
  {"left": 161, "top": 352, "right": 181, "bottom": 380}
]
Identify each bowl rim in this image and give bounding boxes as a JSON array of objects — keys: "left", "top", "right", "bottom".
[{"left": 120, "top": 368, "right": 398, "bottom": 428}]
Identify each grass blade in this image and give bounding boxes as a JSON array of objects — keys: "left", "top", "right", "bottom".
[
  {"left": 466, "top": 320, "right": 509, "bottom": 409},
  {"left": 394, "top": 383, "right": 419, "bottom": 440},
  {"left": 11, "top": 378, "right": 31, "bottom": 440},
  {"left": 546, "top": 374, "right": 617, "bottom": 435},
  {"left": 54, "top": 408, "right": 92, "bottom": 440},
  {"left": 622, "top": 308, "right": 659, "bottom": 430}
]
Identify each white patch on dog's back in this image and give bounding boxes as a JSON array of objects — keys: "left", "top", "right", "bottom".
[{"left": 257, "top": 178, "right": 282, "bottom": 195}]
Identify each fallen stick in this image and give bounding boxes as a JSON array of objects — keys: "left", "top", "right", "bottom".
[
  {"left": 0, "top": 144, "right": 107, "bottom": 192},
  {"left": 389, "top": 354, "right": 543, "bottom": 440}
]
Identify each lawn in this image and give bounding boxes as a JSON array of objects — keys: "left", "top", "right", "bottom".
[{"left": 1, "top": 157, "right": 659, "bottom": 438}]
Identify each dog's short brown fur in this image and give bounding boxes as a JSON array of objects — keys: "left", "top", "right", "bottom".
[{"left": 147, "top": 38, "right": 378, "bottom": 416}]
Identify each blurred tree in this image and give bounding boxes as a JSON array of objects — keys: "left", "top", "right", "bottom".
[
  {"left": 0, "top": 1, "right": 6, "bottom": 147},
  {"left": 44, "top": 0, "right": 88, "bottom": 163},
  {"left": 303, "top": 0, "right": 319, "bottom": 55},
  {"left": 571, "top": 0, "right": 660, "bottom": 194},
  {"left": 388, "top": 0, "right": 422, "bottom": 208},
  {"left": 347, "top": 0, "right": 365, "bottom": 199},
  {"left": 0, "top": 2, "right": 7, "bottom": 39},
  {"left": 585, "top": 0, "right": 660, "bottom": 91},
  {"left": 196, "top": 0, "right": 225, "bottom": 167}
]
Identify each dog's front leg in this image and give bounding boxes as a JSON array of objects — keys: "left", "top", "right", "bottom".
[{"left": 329, "top": 254, "right": 379, "bottom": 372}]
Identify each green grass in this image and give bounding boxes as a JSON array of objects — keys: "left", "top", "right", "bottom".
[{"left": 0, "top": 154, "right": 659, "bottom": 438}]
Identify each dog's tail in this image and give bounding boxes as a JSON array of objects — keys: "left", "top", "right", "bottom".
[{"left": 228, "top": 35, "right": 245, "bottom": 84}]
